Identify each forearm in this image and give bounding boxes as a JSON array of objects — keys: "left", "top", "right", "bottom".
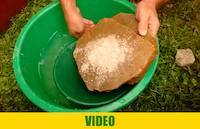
[{"left": 61, "top": 0, "right": 77, "bottom": 16}]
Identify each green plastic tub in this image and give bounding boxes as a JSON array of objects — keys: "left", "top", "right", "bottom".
[{"left": 13, "top": 0, "right": 159, "bottom": 111}]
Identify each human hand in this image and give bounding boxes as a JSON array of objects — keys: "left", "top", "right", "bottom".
[
  {"left": 136, "top": 0, "right": 160, "bottom": 37},
  {"left": 65, "top": 7, "right": 94, "bottom": 38}
]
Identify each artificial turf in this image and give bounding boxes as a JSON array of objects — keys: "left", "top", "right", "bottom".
[{"left": 0, "top": 0, "right": 199, "bottom": 111}]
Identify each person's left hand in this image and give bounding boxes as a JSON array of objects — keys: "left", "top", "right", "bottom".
[{"left": 136, "top": 0, "right": 160, "bottom": 37}]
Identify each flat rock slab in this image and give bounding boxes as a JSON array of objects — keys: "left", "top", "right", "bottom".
[{"left": 74, "top": 14, "right": 157, "bottom": 92}]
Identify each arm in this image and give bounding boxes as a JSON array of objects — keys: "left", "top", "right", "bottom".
[
  {"left": 60, "top": 0, "right": 94, "bottom": 38},
  {"left": 135, "top": 0, "right": 168, "bottom": 37},
  {"left": 61, "top": 0, "right": 76, "bottom": 19}
]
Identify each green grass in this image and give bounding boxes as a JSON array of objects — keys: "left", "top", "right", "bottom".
[{"left": 0, "top": 0, "right": 199, "bottom": 111}]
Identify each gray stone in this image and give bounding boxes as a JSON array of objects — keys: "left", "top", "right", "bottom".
[{"left": 175, "top": 48, "right": 195, "bottom": 67}]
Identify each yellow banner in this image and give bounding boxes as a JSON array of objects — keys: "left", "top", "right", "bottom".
[{"left": 0, "top": 113, "right": 199, "bottom": 129}]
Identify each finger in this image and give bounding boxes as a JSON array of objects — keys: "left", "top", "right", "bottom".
[
  {"left": 73, "top": 32, "right": 81, "bottom": 38},
  {"left": 83, "top": 18, "right": 95, "bottom": 29},
  {"left": 76, "top": 7, "right": 80, "bottom": 14},
  {"left": 84, "top": 23, "right": 95, "bottom": 29},
  {"left": 70, "top": 29, "right": 82, "bottom": 38},
  {"left": 138, "top": 17, "right": 149, "bottom": 36},
  {"left": 85, "top": 24, "right": 95, "bottom": 29},
  {"left": 83, "top": 18, "right": 94, "bottom": 25},
  {"left": 148, "top": 16, "right": 160, "bottom": 37},
  {"left": 136, "top": 10, "right": 149, "bottom": 36}
]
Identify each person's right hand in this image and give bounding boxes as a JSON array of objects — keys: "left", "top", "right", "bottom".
[
  {"left": 65, "top": 8, "right": 94, "bottom": 38},
  {"left": 136, "top": 0, "right": 160, "bottom": 37}
]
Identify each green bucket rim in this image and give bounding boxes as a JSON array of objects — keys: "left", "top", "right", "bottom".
[{"left": 13, "top": 0, "right": 159, "bottom": 112}]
